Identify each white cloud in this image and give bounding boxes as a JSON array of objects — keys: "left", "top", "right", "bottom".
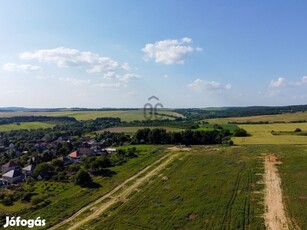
[
  {"left": 270, "top": 77, "right": 286, "bottom": 88},
  {"left": 270, "top": 76, "right": 307, "bottom": 88},
  {"left": 142, "top": 37, "right": 201, "bottom": 65},
  {"left": 95, "top": 82, "right": 126, "bottom": 88},
  {"left": 117, "top": 73, "right": 141, "bottom": 82},
  {"left": 20, "top": 47, "right": 122, "bottom": 73},
  {"left": 3, "top": 63, "right": 42, "bottom": 72},
  {"left": 59, "top": 77, "right": 90, "bottom": 86},
  {"left": 121, "top": 62, "right": 131, "bottom": 71},
  {"left": 102, "top": 72, "right": 141, "bottom": 82},
  {"left": 102, "top": 71, "right": 116, "bottom": 80},
  {"left": 187, "top": 79, "right": 232, "bottom": 91}
]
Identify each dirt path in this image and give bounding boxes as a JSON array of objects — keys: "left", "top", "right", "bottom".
[
  {"left": 49, "top": 151, "right": 181, "bottom": 230},
  {"left": 264, "top": 154, "right": 292, "bottom": 230}
]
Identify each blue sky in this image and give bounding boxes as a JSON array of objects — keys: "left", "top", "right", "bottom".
[{"left": 1, "top": 0, "right": 307, "bottom": 108}]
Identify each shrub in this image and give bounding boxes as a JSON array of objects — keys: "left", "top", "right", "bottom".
[
  {"left": 31, "top": 196, "right": 44, "bottom": 205},
  {"left": 22, "top": 192, "right": 35, "bottom": 202},
  {"left": 2, "top": 197, "right": 13, "bottom": 206},
  {"left": 295, "top": 128, "right": 302, "bottom": 132},
  {"left": 233, "top": 128, "right": 248, "bottom": 137}
]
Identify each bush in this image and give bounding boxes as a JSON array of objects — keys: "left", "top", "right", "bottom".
[
  {"left": 233, "top": 128, "right": 248, "bottom": 137},
  {"left": 22, "top": 192, "right": 35, "bottom": 202},
  {"left": 295, "top": 128, "right": 302, "bottom": 132},
  {"left": 228, "top": 140, "right": 234, "bottom": 146},
  {"left": 2, "top": 197, "right": 13, "bottom": 206},
  {"left": 31, "top": 196, "right": 44, "bottom": 205}
]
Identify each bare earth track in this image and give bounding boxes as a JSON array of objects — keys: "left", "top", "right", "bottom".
[
  {"left": 49, "top": 150, "right": 182, "bottom": 230},
  {"left": 264, "top": 154, "right": 299, "bottom": 230}
]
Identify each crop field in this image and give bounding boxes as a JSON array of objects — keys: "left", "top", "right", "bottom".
[
  {"left": 80, "top": 146, "right": 264, "bottom": 230},
  {"left": 205, "top": 111, "right": 307, "bottom": 124},
  {"left": 233, "top": 123, "right": 307, "bottom": 145},
  {"left": 0, "top": 122, "right": 54, "bottom": 132},
  {"left": 0, "top": 110, "right": 184, "bottom": 122},
  {"left": 101, "top": 126, "right": 185, "bottom": 134}
]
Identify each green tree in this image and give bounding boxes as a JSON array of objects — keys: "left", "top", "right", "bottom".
[
  {"left": 75, "top": 169, "right": 92, "bottom": 187},
  {"left": 33, "top": 162, "right": 54, "bottom": 178},
  {"left": 233, "top": 128, "right": 248, "bottom": 137}
]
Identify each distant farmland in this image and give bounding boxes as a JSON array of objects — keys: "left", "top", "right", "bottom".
[
  {"left": 101, "top": 126, "right": 185, "bottom": 134},
  {"left": 0, "top": 122, "right": 54, "bottom": 132},
  {"left": 206, "top": 111, "right": 307, "bottom": 124},
  {"left": 0, "top": 110, "right": 184, "bottom": 122},
  {"left": 233, "top": 123, "right": 307, "bottom": 145}
]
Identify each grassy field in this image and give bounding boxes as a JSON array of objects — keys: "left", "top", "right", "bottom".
[
  {"left": 0, "top": 110, "right": 184, "bottom": 122},
  {"left": 0, "top": 122, "right": 54, "bottom": 132},
  {"left": 206, "top": 111, "right": 307, "bottom": 124},
  {"left": 196, "top": 124, "right": 238, "bottom": 132},
  {"left": 82, "top": 146, "right": 264, "bottom": 230},
  {"left": 233, "top": 123, "right": 307, "bottom": 145},
  {"left": 2, "top": 145, "right": 168, "bottom": 228},
  {"left": 101, "top": 126, "right": 185, "bottom": 134}
]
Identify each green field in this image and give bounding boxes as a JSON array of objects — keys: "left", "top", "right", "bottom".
[
  {"left": 206, "top": 111, "right": 307, "bottom": 124},
  {"left": 0, "top": 110, "right": 184, "bottom": 122},
  {"left": 81, "top": 146, "right": 264, "bottom": 230},
  {"left": 0, "top": 122, "right": 54, "bottom": 132},
  {"left": 197, "top": 124, "right": 238, "bottom": 132},
  {"left": 233, "top": 123, "right": 307, "bottom": 145},
  {"left": 101, "top": 126, "right": 185, "bottom": 134}
]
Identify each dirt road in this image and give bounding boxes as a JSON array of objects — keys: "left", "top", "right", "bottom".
[
  {"left": 49, "top": 151, "right": 181, "bottom": 230},
  {"left": 264, "top": 154, "right": 293, "bottom": 230}
]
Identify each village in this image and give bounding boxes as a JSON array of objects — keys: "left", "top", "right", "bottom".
[{"left": 0, "top": 136, "right": 117, "bottom": 188}]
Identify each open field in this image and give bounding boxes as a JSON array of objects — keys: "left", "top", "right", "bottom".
[
  {"left": 0, "top": 122, "right": 54, "bottom": 132},
  {"left": 197, "top": 124, "right": 238, "bottom": 132},
  {"left": 233, "top": 123, "right": 307, "bottom": 145},
  {"left": 101, "top": 126, "right": 185, "bottom": 134},
  {"left": 0, "top": 110, "right": 184, "bottom": 122},
  {"left": 206, "top": 112, "right": 307, "bottom": 124},
  {"left": 76, "top": 146, "right": 265, "bottom": 230}
]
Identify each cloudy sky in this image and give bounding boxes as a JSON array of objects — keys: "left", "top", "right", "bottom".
[{"left": 1, "top": 1, "right": 307, "bottom": 108}]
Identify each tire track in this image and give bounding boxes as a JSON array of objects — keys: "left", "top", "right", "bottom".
[
  {"left": 48, "top": 151, "right": 181, "bottom": 230},
  {"left": 264, "top": 154, "right": 299, "bottom": 230}
]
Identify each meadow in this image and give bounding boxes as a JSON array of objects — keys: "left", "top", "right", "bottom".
[
  {"left": 0, "top": 110, "right": 184, "bottom": 122},
  {"left": 233, "top": 123, "right": 307, "bottom": 145},
  {"left": 196, "top": 123, "right": 238, "bottom": 132},
  {"left": 0, "top": 122, "right": 54, "bottom": 132},
  {"left": 81, "top": 146, "right": 265, "bottom": 230}
]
